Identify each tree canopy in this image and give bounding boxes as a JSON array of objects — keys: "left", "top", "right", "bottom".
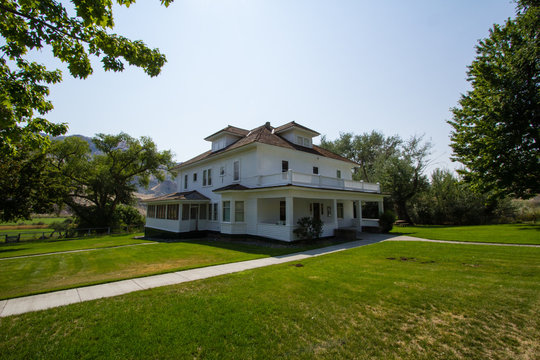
[
  {"left": 50, "top": 133, "right": 174, "bottom": 227},
  {"left": 448, "top": 0, "right": 539, "bottom": 199},
  {"left": 0, "top": 0, "right": 173, "bottom": 154},
  {"left": 320, "top": 131, "right": 432, "bottom": 223}
]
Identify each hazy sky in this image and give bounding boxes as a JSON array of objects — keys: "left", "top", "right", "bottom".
[{"left": 36, "top": 0, "right": 516, "bottom": 174}]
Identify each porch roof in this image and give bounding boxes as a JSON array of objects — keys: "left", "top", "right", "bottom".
[
  {"left": 214, "top": 183, "right": 388, "bottom": 196},
  {"left": 143, "top": 190, "right": 210, "bottom": 203}
]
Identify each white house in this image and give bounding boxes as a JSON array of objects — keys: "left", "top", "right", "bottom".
[{"left": 144, "top": 121, "right": 385, "bottom": 242}]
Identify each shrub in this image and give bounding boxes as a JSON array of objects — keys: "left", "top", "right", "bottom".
[
  {"left": 379, "top": 210, "right": 396, "bottom": 233},
  {"left": 293, "top": 216, "right": 323, "bottom": 240}
]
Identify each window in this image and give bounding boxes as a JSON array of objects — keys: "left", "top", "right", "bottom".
[
  {"left": 203, "top": 169, "right": 212, "bottom": 186},
  {"left": 199, "top": 204, "right": 207, "bottom": 220},
  {"left": 353, "top": 202, "right": 357, "bottom": 219},
  {"left": 233, "top": 161, "right": 240, "bottom": 181},
  {"left": 282, "top": 160, "right": 289, "bottom": 173},
  {"left": 337, "top": 170, "right": 341, "bottom": 179},
  {"left": 156, "top": 205, "right": 166, "bottom": 219},
  {"left": 182, "top": 204, "right": 190, "bottom": 220},
  {"left": 280, "top": 201, "right": 286, "bottom": 222},
  {"left": 147, "top": 205, "right": 155, "bottom": 218},
  {"left": 222, "top": 201, "right": 230, "bottom": 222},
  {"left": 193, "top": 173, "right": 197, "bottom": 182},
  {"left": 184, "top": 174, "right": 188, "bottom": 189},
  {"left": 208, "top": 204, "right": 212, "bottom": 220},
  {"left": 313, "top": 166, "right": 319, "bottom": 175},
  {"left": 220, "top": 166, "right": 225, "bottom": 176},
  {"left": 213, "top": 203, "right": 218, "bottom": 221},
  {"left": 337, "top": 203, "right": 344, "bottom": 219},
  {"left": 296, "top": 135, "right": 311, "bottom": 147},
  {"left": 166, "top": 204, "right": 179, "bottom": 220},
  {"left": 235, "top": 201, "right": 244, "bottom": 222}
]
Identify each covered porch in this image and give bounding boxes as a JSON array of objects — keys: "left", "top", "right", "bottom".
[{"left": 217, "top": 185, "right": 385, "bottom": 242}]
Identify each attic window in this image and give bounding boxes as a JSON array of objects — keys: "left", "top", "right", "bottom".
[{"left": 296, "top": 135, "right": 311, "bottom": 147}]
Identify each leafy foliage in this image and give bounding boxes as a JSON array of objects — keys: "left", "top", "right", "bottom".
[
  {"left": 50, "top": 133, "right": 174, "bottom": 227},
  {"left": 448, "top": 0, "right": 539, "bottom": 199},
  {"left": 0, "top": 148, "right": 65, "bottom": 221},
  {"left": 378, "top": 210, "right": 396, "bottom": 233},
  {"left": 293, "top": 216, "right": 323, "bottom": 240},
  {"left": 321, "top": 132, "right": 432, "bottom": 224},
  {"left": 320, "top": 131, "right": 401, "bottom": 183},
  {"left": 0, "top": 0, "right": 173, "bottom": 154}
]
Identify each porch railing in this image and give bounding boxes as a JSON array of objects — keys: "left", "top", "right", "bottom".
[{"left": 243, "top": 170, "right": 380, "bottom": 193}]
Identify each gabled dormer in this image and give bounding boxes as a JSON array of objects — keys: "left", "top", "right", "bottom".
[
  {"left": 205, "top": 125, "right": 249, "bottom": 152},
  {"left": 273, "top": 121, "right": 320, "bottom": 148}
]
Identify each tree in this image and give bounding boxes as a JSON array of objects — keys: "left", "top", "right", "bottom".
[
  {"left": 448, "top": 0, "right": 539, "bottom": 199},
  {"left": 320, "top": 131, "right": 401, "bottom": 182},
  {"left": 321, "top": 132, "right": 432, "bottom": 224},
  {"left": 50, "top": 133, "right": 174, "bottom": 227},
  {"left": 0, "top": 0, "right": 173, "bottom": 155},
  {"left": 0, "top": 147, "right": 66, "bottom": 221},
  {"left": 378, "top": 135, "right": 432, "bottom": 224}
]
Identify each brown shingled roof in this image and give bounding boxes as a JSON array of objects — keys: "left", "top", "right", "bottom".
[
  {"left": 143, "top": 190, "right": 209, "bottom": 202},
  {"left": 204, "top": 125, "right": 249, "bottom": 141},
  {"left": 273, "top": 121, "right": 320, "bottom": 136},
  {"left": 174, "top": 122, "right": 357, "bottom": 170}
]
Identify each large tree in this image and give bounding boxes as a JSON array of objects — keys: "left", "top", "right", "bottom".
[
  {"left": 0, "top": 0, "right": 173, "bottom": 154},
  {"left": 320, "top": 131, "right": 401, "bottom": 183},
  {"left": 50, "top": 133, "right": 173, "bottom": 227},
  {"left": 448, "top": 0, "right": 539, "bottom": 199},
  {"left": 321, "top": 132, "right": 432, "bottom": 223}
]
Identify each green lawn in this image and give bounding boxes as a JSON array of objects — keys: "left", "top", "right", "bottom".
[
  {"left": 0, "top": 241, "right": 538, "bottom": 359},
  {"left": 391, "top": 223, "right": 540, "bottom": 245},
  {"left": 0, "top": 237, "right": 314, "bottom": 300},
  {"left": 0, "top": 233, "right": 149, "bottom": 259},
  {"left": 0, "top": 216, "right": 70, "bottom": 227}
]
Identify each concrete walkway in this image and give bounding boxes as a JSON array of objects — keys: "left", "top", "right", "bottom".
[
  {"left": 0, "top": 235, "right": 385, "bottom": 318},
  {"left": 2, "top": 234, "right": 538, "bottom": 318},
  {"left": 384, "top": 235, "right": 540, "bottom": 247}
]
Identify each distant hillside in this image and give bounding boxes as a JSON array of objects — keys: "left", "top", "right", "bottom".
[{"left": 53, "top": 134, "right": 177, "bottom": 198}]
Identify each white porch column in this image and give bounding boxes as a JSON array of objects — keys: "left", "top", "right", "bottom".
[
  {"left": 357, "top": 200, "right": 363, "bottom": 231},
  {"left": 333, "top": 199, "right": 338, "bottom": 228},
  {"left": 378, "top": 199, "right": 384, "bottom": 215},
  {"left": 285, "top": 196, "right": 294, "bottom": 226}
]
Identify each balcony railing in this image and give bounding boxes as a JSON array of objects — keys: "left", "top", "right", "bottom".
[{"left": 243, "top": 170, "right": 380, "bottom": 193}]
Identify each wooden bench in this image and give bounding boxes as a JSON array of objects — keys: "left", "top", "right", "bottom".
[
  {"left": 394, "top": 220, "right": 410, "bottom": 227},
  {"left": 5, "top": 234, "right": 20, "bottom": 243}
]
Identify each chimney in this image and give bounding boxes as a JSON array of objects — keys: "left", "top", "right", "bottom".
[{"left": 265, "top": 121, "right": 271, "bottom": 130}]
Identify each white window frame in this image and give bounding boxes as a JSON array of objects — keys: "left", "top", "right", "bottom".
[
  {"left": 337, "top": 170, "right": 341, "bottom": 179},
  {"left": 184, "top": 174, "right": 188, "bottom": 189},
  {"left": 234, "top": 201, "right": 244, "bottom": 222}
]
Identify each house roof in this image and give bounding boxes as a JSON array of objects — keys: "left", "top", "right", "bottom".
[
  {"left": 143, "top": 190, "right": 210, "bottom": 202},
  {"left": 273, "top": 121, "right": 320, "bottom": 136},
  {"left": 174, "top": 122, "right": 357, "bottom": 170},
  {"left": 204, "top": 125, "right": 250, "bottom": 141}
]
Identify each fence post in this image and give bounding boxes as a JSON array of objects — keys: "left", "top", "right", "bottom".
[{"left": 108, "top": 227, "right": 111, "bottom": 235}]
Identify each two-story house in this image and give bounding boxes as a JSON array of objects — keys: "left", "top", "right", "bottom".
[{"left": 144, "top": 121, "right": 385, "bottom": 242}]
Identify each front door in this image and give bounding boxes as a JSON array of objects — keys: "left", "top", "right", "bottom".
[
  {"left": 190, "top": 204, "right": 199, "bottom": 231},
  {"left": 312, "top": 203, "right": 321, "bottom": 222}
]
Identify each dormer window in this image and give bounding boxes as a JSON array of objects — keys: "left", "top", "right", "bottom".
[{"left": 296, "top": 136, "right": 311, "bottom": 147}]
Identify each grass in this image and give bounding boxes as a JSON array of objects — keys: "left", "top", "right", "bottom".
[
  {"left": 0, "top": 216, "right": 70, "bottom": 227},
  {"left": 391, "top": 223, "right": 540, "bottom": 245},
  {"left": 0, "top": 236, "right": 317, "bottom": 300},
  {"left": 0, "top": 241, "right": 538, "bottom": 359},
  {"left": 0, "top": 233, "right": 149, "bottom": 259}
]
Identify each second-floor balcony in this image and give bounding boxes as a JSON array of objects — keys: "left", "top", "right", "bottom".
[{"left": 242, "top": 170, "right": 381, "bottom": 193}]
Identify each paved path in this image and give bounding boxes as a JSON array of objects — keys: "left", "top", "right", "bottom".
[
  {"left": 0, "top": 236, "right": 385, "bottom": 318},
  {"left": 2, "top": 234, "right": 538, "bottom": 318},
  {"left": 384, "top": 235, "right": 540, "bottom": 247},
  {"left": 0, "top": 242, "right": 157, "bottom": 261}
]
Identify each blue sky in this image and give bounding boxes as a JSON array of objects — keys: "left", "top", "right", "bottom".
[{"left": 37, "top": 0, "right": 516, "bottom": 174}]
